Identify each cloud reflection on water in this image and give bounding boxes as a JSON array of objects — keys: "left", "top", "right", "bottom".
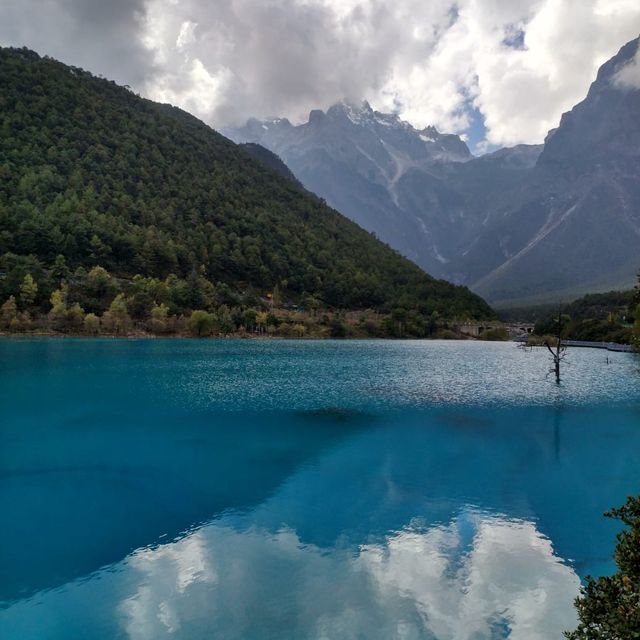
[
  {"left": 116, "top": 509, "right": 578, "bottom": 640},
  {"left": 2, "top": 340, "right": 626, "bottom": 639}
]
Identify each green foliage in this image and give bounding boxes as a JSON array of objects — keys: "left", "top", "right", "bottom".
[
  {"left": 101, "top": 293, "right": 131, "bottom": 335},
  {"left": 0, "top": 46, "right": 493, "bottom": 323},
  {"left": 433, "top": 329, "right": 459, "bottom": 339},
  {"left": 48, "top": 285, "right": 68, "bottom": 330},
  {"left": 83, "top": 313, "right": 100, "bottom": 334},
  {"left": 292, "top": 323, "right": 306, "bottom": 338},
  {"left": 534, "top": 291, "right": 635, "bottom": 344},
  {"left": 526, "top": 333, "right": 559, "bottom": 347},
  {"left": 148, "top": 302, "right": 170, "bottom": 334},
  {"left": 66, "top": 303, "right": 85, "bottom": 330},
  {"left": 215, "top": 306, "right": 234, "bottom": 334},
  {"left": 19, "top": 273, "right": 38, "bottom": 309},
  {"left": 329, "top": 316, "right": 348, "bottom": 338},
  {"left": 565, "top": 496, "right": 640, "bottom": 638},
  {"left": 188, "top": 310, "right": 217, "bottom": 337},
  {"left": 255, "top": 311, "right": 268, "bottom": 333},
  {"left": 52, "top": 254, "right": 70, "bottom": 280},
  {"left": 479, "top": 327, "right": 509, "bottom": 341},
  {"left": 0, "top": 295, "right": 18, "bottom": 329},
  {"left": 564, "top": 290, "right": 635, "bottom": 322},
  {"left": 242, "top": 308, "right": 257, "bottom": 332}
]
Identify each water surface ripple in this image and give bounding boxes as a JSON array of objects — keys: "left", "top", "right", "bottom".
[{"left": 1, "top": 339, "right": 639, "bottom": 639}]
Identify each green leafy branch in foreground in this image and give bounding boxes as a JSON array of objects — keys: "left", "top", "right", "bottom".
[{"left": 565, "top": 496, "right": 640, "bottom": 639}]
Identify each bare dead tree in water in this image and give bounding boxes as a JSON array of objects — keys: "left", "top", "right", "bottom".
[{"left": 545, "top": 308, "right": 568, "bottom": 384}]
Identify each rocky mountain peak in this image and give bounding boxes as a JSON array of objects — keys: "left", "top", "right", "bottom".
[
  {"left": 538, "top": 36, "right": 640, "bottom": 170},
  {"left": 226, "top": 37, "right": 640, "bottom": 303}
]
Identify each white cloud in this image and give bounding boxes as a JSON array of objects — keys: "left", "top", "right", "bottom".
[
  {"left": 0, "top": 0, "right": 639, "bottom": 147},
  {"left": 468, "top": 0, "right": 640, "bottom": 145},
  {"left": 136, "top": 0, "right": 640, "bottom": 147},
  {"left": 176, "top": 21, "right": 197, "bottom": 51},
  {"left": 614, "top": 47, "right": 640, "bottom": 88}
]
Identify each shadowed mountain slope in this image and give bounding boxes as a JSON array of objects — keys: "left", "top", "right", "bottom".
[{"left": 229, "top": 37, "right": 640, "bottom": 304}]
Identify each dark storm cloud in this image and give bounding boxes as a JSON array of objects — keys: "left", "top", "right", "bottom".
[{"left": 0, "top": 0, "right": 154, "bottom": 87}]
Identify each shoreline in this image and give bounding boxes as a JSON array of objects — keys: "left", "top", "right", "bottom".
[
  {"left": 1, "top": 332, "right": 636, "bottom": 351},
  {"left": 0, "top": 330, "right": 480, "bottom": 341}
]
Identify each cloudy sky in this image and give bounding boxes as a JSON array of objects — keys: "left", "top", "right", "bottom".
[{"left": 1, "top": 0, "right": 639, "bottom": 152}]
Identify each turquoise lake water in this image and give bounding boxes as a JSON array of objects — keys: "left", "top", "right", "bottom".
[{"left": 1, "top": 338, "right": 639, "bottom": 639}]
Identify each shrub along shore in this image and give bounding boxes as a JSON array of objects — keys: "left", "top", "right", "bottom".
[{"left": 0, "top": 264, "right": 491, "bottom": 340}]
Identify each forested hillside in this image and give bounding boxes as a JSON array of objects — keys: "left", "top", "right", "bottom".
[
  {"left": 0, "top": 47, "right": 493, "bottom": 336},
  {"left": 239, "top": 143, "right": 300, "bottom": 185},
  {"left": 532, "top": 289, "right": 638, "bottom": 344}
]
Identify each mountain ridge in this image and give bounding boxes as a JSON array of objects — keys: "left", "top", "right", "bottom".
[
  {"left": 0, "top": 46, "right": 494, "bottom": 322},
  {"left": 228, "top": 37, "right": 640, "bottom": 304},
  {"left": 226, "top": 100, "right": 476, "bottom": 278},
  {"left": 462, "top": 35, "right": 640, "bottom": 303}
]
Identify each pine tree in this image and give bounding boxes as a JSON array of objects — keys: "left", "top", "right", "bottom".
[{"left": 19, "top": 274, "right": 38, "bottom": 309}]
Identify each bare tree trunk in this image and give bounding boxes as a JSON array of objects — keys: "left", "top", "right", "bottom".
[
  {"left": 545, "top": 341, "right": 561, "bottom": 383},
  {"left": 544, "top": 308, "right": 566, "bottom": 384}
]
